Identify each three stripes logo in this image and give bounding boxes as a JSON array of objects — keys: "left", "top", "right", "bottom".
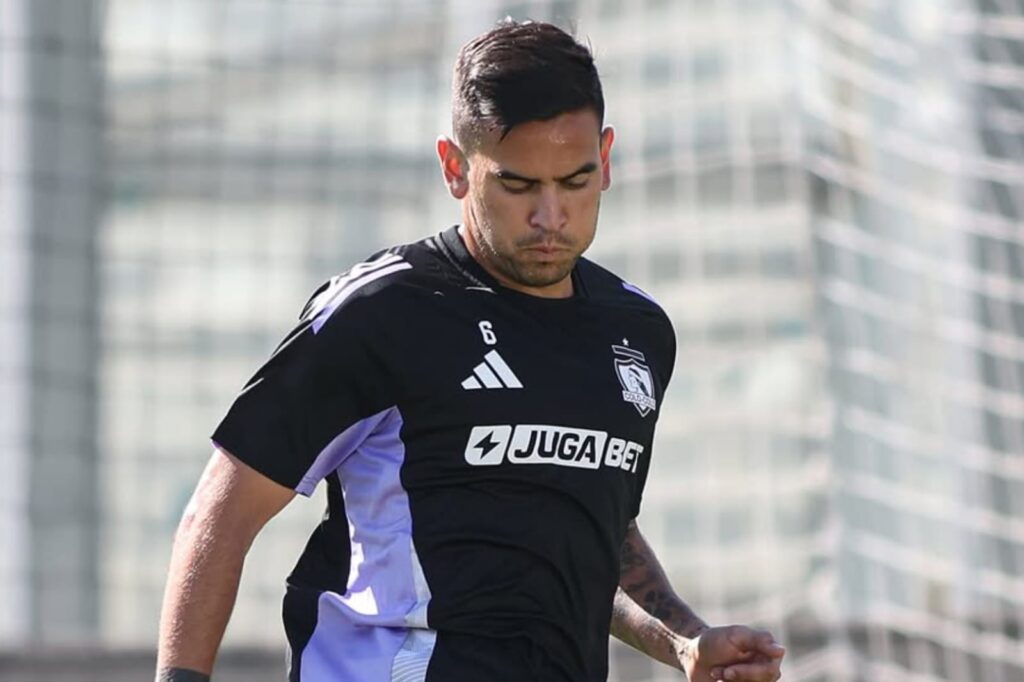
[{"left": 461, "top": 350, "right": 523, "bottom": 391}]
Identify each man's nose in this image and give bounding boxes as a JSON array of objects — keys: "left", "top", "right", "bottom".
[{"left": 529, "top": 185, "right": 567, "bottom": 231}]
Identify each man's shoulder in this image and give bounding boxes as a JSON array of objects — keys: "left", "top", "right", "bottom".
[
  {"left": 298, "top": 231, "right": 462, "bottom": 334},
  {"left": 577, "top": 257, "right": 672, "bottom": 326},
  {"left": 578, "top": 257, "right": 677, "bottom": 380}
]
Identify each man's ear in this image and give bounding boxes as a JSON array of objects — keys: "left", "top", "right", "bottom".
[
  {"left": 437, "top": 136, "right": 470, "bottom": 199},
  {"left": 600, "top": 126, "right": 615, "bottom": 191}
]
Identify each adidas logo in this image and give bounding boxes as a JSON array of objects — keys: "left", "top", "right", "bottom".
[{"left": 461, "top": 350, "right": 523, "bottom": 390}]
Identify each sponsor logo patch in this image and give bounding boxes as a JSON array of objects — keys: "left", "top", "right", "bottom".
[{"left": 464, "top": 425, "right": 643, "bottom": 473}]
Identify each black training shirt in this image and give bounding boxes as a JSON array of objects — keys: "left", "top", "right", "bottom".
[{"left": 213, "top": 226, "right": 676, "bottom": 682}]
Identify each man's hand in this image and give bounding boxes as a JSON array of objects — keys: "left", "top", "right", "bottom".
[
  {"left": 678, "top": 625, "right": 785, "bottom": 682},
  {"left": 613, "top": 522, "right": 785, "bottom": 680}
]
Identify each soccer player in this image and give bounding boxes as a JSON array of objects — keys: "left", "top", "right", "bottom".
[{"left": 157, "top": 20, "right": 785, "bottom": 682}]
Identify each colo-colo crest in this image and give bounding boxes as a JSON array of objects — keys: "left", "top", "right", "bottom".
[{"left": 612, "top": 344, "right": 657, "bottom": 417}]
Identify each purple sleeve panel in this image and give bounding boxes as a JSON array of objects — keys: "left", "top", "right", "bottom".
[
  {"left": 621, "top": 281, "right": 659, "bottom": 304},
  {"left": 294, "top": 406, "right": 395, "bottom": 497}
]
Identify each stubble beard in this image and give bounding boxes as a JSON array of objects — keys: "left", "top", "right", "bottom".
[
  {"left": 476, "top": 221, "right": 587, "bottom": 290},
  {"left": 500, "top": 251, "right": 577, "bottom": 289},
  {"left": 466, "top": 197, "right": 600, "bottom": 291}
]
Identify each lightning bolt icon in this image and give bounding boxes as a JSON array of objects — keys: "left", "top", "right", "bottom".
[
  {"left": 475, "top": 431, "right": 501, "bottom": 457},
  {"left": 464, "top": 426, "right": 511, "bottom": 466}
]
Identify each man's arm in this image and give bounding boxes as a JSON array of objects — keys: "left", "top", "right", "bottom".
[
  {"left": 156, "top": 447, "right": 295, "bottom": 681},
  {"left": 613, "top": 519, "right": 709, "bottom": 671},
  {"left": 611, "top": 586, "right": 703, "bottom": 670},
  {"left": 618, "top": 519, "right": 710, "bottom": 638},
  {"left": 612, "top": 520, "right": 785, "bottom": 681}
]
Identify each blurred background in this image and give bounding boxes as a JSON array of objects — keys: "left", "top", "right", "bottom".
[{"left": 1, "top": 0, "right": 1022, "bottom": 680}]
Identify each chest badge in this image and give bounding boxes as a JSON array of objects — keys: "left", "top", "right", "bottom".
[{"left": 612, "top": 343, "right": 657, "bottom": 417}]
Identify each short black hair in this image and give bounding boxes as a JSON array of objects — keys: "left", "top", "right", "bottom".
[{"left": 451, "top": 19, "right": 604, "bottom": 150}]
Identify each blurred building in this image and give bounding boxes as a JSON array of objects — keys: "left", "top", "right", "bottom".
[
  {"left": 442, "top": 4, "right": 829, "bottom": 682},
  {"left": 0, "top": 0, "right": 104, "bottom": 646},
  {"left": 0, "top": 1, "right": 1021, "bottom": 681},
  {"left": 807, "top": 0, "right": 1024, "bottom": 679},
  {"left": 576, "top": 2, "right": 833, "bottom": 680},
  {"left": 99, "top": 0, "right": 447, "bottom": 648}
]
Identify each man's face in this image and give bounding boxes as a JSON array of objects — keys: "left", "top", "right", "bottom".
[{"left": 442, "top": 109, "right": 614, "bottom": 297}]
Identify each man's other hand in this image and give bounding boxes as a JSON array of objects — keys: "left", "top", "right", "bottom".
[{"left": 679, "top": 625, "right": 785, "bottom": 682}]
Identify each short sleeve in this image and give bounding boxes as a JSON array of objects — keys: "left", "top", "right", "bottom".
[
  {"left": 212, "top": 284, "right": 395, "bottom": 496},
  {"left": 628, "top": 314, "right": 676, "bottom": 519},
  {"left": 629, "top": 444, "right": 653, "bottom": 520}
]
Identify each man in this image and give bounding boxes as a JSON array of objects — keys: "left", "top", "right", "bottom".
[{"left": 157, "top": 20, "right": 785, "bottom": 682}]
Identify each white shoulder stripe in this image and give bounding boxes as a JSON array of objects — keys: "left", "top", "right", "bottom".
[
  {"left": 263, "top": 256, "right": 409, "bottom": 361},
  {"left": 312, "top": 259, "right": 412, "bottom": 333},
  {"left": 305, "top": 253, "right": 405, "bottom": 320},
  {"left": 263, "top": 255, "right": 409, "bottom": 362}
]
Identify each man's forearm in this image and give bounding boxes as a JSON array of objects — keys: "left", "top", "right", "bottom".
[
  {"left": 616, "top": 520, "right": 709, "bottom": 642},
  {"left": 611, "top": 587, "right": 691, "bottom": 670},
  {"left": 156, "top": 506, "right": 247, "bottom": 678},
  {"left": 156, "top": 449, "right": 294, "bottom": 682}
]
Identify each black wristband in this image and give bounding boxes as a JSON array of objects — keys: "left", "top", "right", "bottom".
[{"left": 156, "top": 667, "right": 211, "bottom": 682}]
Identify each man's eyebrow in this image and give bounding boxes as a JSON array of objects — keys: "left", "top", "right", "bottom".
[
  {"left": 493, "top": 169, "right": 537, "bottom": 183},
  {"left": 493, "top": 162, "right": 598, "bottom": 184},
  {"left": 557, "top": 162, "right": 598, "bottom": 181}
]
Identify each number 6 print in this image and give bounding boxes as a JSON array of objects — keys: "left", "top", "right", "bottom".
[{"left": 479, "top": 320, "right": 497, "bottom": 346}]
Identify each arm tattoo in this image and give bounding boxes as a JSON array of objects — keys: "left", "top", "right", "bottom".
[
  {"left": 619, "top": 532, "right": 647, "bottom": 575},
  {"left": 618, "top": 521, "right": 708, "bottom": 638},
  {"left": 156, "top": 668, "right": 211, "bottom": 682}
]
